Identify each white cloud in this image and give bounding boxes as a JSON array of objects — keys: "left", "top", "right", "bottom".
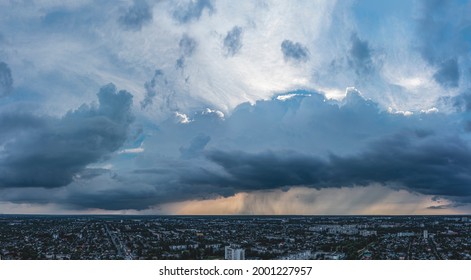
[
  {"left": 202, "top": 108, "right": 224, "bottom": 119},
  {"left": 118, "top": 147, "right": 144, "bottom": 155},
  {"left": 175, "top": 112, "right": 191, "bottom": 124},
  {"left": 276, "top": 93, "right": 311, "bottom": 101},
  {"left": 2, "top": 0, "right": 468, "bottom": 119}
]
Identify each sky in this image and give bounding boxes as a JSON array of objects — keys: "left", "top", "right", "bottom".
[{"left": 1, "top": 0, "right": 471, "bottom": 215}]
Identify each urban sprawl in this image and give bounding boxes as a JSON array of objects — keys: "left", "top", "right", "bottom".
[{"left": 1, "top": 215, "right": 470, "bottom": 260}]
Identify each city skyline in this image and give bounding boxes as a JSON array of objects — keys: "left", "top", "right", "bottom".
[
  {"left": 1, "top": 0, "right": 471, "bottom": 215},
  {"left": 2, "top": 215, "right": 470, "bottom": 260}
]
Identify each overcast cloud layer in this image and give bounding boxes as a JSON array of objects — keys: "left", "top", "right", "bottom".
[{"left": 1, "top": 0, "right": 471, "bottom": 214}]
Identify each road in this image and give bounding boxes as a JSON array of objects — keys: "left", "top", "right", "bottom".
[{"left": 105, "top": 224, "right": 133, "bottom": 260}]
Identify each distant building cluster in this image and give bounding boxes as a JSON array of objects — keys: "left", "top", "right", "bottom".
[
  {"left": 1, "top": 215, "right": 471, "bottom": 260},
  {"left": 225, "top": 245, "right": 245, "bottom": 260}
]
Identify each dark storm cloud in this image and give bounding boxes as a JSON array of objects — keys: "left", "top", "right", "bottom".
[
  {"left": 5, "top": 88, "right": 471, "bottom": 210},
  {"left": 328, "top": 135, "right": 471, "bottom": 197},
  {"left": 281, "top": 40, "right": 309, "bottom": 63},
  {"left": 202, "top": 132, "right": 471, "bottom": 198},
  {"left": 223, "top": 26, "right": 243, "bottom": 56},
  {"left": 60, "top": 160, "right": 236, "bottom": 210},
  {"left": 65, "top": 186, "right": 161, "bottom": 210},
  {"left": 0, "top": 84, "right": 133, "bottom": 188},
  {"left": 49, "top": 91, "right": 471, "bottom": 209},
  {"left": 205, "top": 150, "right": 326, "bottom": 189},
  {"left": 119, "top": 0, "right": 153, "bottom": 31},
  {"left": 0, "top": 61, "right": 13, "bottom": 97},
  {"left": 348, "top": 33, "right": 373, "bottom": 75},
  {"left": 172, "top": 0, "right": 213, "bottom": 24},
  {"left": 76, "top": 168, "right": 111, "bottom": 180},
  {"left": 433, "top": 58, "right": 460, "bottom": 88},
  {"left": 0, "top": 112, "right": 44, "bottom": 131},
  {"left": 0, "top": 112, "right": 46, "bottom": 143},
  {"left": 179, "top": 134, "right": 211, "bottom": 159}
]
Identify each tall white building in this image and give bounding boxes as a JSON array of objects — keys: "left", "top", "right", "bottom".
[
  {"left": 225, "top": 245, "right": 245, "bottom": 260},
  {"left": 423, "top": 230, "right": 428, "bottom": 239}
]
